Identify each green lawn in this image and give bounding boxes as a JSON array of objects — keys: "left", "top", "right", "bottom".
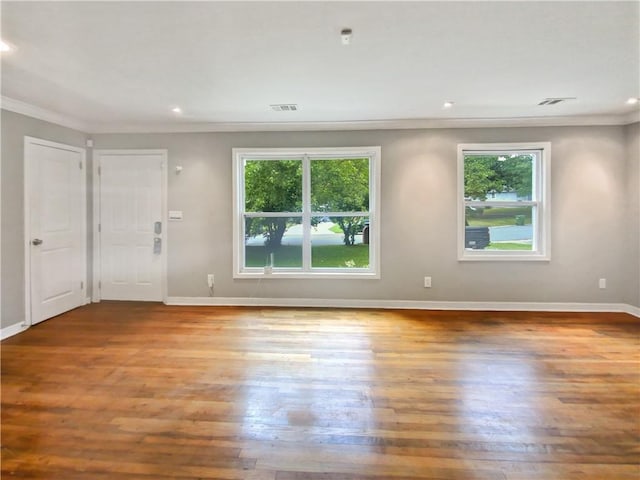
[
  {"left": 312, "top": 244, "right": 369, "bottom": 267},
  {"left": 466, "top": 206, "right": 532, "bottom": 227},
  {"left": 487, "top": 242, "right": 533, "bottom": 251},
  {"left": 245, "top": 244, "right": 368, "bottom": 268},
  {"left": 245, "top": 245, "right": 302, "bottom": 267}
]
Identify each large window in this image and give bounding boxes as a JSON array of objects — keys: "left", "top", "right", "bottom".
[
  {"left": 233, "top": 147, "right": 380, "bottom": 278},
  {"left": 458, "top": 142, "right": 550, "bottom": 261}
]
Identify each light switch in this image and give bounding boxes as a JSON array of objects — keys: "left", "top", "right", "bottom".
[{"left": 169, "top": 210, "right": 183, "bottom": 220}]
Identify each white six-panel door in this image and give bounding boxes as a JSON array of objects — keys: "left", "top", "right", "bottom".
[
  {"left": 96, "top": 151, "right": 166, "bottom": 301},
  {"left": 25, "top": 137, "right": 86, "bottom": 324}
]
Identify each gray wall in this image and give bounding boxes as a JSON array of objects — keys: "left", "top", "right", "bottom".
[
  {"left": 1, "top": 110, "right": 88, "bottom": 329},
  {"left": 625, "top": 122, "right": 640, "bottom": 307},
  {"left": 93, "top": 124, "right": 636, "bottom": 305},
  {"left": 2, "top": 109, "right": 638, "bottom": 330}
]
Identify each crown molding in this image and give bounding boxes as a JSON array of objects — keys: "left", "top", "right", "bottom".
[
  {"left": 2, "top": 95, "right": 638, "bottom": 134},
  {"left": 89, "top": 114, "right": 639, "bottom": 134},
  {"left": 623, "top": 108, "right": 640, "bottom": 125},
  {"left": 1, "top": 96, "right": 90, "bottom": 133}
]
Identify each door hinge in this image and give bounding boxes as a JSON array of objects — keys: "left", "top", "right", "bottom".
[
  {"left": 98, "top": 166, "right": 101, "bottom": 175},
  {"left": 81, "top": 281, "right": 84, "bottom": 289},
  {"left": 98, "top": 281, "right": 102, "bottom": 289},
  {"left": 79, "top": 161, "right": 83, "bottom": 170},
  {"left": 98, "top": 223, "right": 101, "bottom": 233}
]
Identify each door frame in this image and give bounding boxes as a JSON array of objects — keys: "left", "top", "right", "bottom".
[
  {"left": 23, "top": 136, "right": 87, "bottom": 327},
  {"left": 92, "top": 149, "right": 168, "bottom": 303}
]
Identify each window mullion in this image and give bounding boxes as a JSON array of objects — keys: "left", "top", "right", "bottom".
[
  {"left": 465, "top": 201, "right": 537, "bottom": 208},
  {"left": 244, "top": 212, "right": 302, "bottom": 218},
  {"left": 238, "top": 158, "right": 246, "bottom": 273},
  {"left": 302, "top": 155, "right": 311, "bottom": 271},
  {"left": 532, "top": 204, "right": 539, "bottom": 251}
]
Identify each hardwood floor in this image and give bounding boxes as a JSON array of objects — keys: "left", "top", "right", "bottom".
[{"left": 1, "top": 302, "right": 639, "bottom": 479}]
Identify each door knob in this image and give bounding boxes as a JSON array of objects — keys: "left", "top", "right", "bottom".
[{"left": 32, "top": 238, "right": 43, "bottom": 246}]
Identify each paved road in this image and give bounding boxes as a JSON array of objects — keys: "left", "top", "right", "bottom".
[
  {"left": 489, "top": 225, "right": 533, "bottom": 242},
  {"left": 246, "top": 222, "right": 361, "bottom": 247}
]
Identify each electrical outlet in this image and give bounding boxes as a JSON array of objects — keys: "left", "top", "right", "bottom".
[
  {"left": 207, "top": 274, "right": 214, "bottom": 288},
  {"left": 424, "top": 276, "right": 432, "bottom": 288},
  {"left": 598, "top": 278, "right": 606, "bottom": 289}
]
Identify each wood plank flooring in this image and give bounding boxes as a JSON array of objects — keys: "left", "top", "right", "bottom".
[{"left": 1, "top": 302, "right": 639, "bottom": 479}]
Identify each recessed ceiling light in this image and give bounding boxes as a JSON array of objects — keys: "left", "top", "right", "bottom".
[
  {"left": 0, "top": 40, "right": 13, "bottom": 52},
  {"left": 443, "top": 101, "right": 454, "bottom": 109},
  {"left": 626, "top": 97, "right": 639, "bottom": 105},
  {"left": 171, "top": 107, "right": 182, "bottom": 114}
]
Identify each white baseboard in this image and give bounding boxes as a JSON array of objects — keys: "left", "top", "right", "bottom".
[
  {"left": 1, "top": 321, "right": 29, "bottom": 341},
  {"left": 624, "top": 304, "right": 640, "bottom": 317},
  {"left": 166, "top": 296, "right": 640, "bottom": 316},
  {"left": 2, "top": 298, "right": 93, "bottom": 341}
]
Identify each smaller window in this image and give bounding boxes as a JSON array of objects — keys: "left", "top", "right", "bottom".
[{"left": 457, "top": 142, "right": 550, "bottom": 261}]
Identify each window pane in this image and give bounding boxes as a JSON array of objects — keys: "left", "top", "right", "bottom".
[
  {"left": 465, "top": 206, "right": 533, "bottom": 251},
  {"left": 310, "top": 158, "right": 369, "bottom": 212},
  {"left": 464, "top": 154, "right": 534, "bottom": 201},
  {"left": 244, "top": 160, "right": 302, "bottom": 212},
  {"left": 311, "top": 216, "right": 370, "bottom": 268},
  {"left": 244, "top": 216, "right": 302, "bottom": 267}
]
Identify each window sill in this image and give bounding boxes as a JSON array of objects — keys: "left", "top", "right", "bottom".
[
  {"left": 458, "top": 252, "right": 550, "bottom": 262},
  {"left": 234, "top": 271, "right": 380, "bottom": 280}
]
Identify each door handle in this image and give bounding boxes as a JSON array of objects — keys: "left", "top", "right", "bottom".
[
  {"left": 154, "top": 221, "right": 162, "bottom": 235},
  {"left": 153, "top": 237, "right": 161, "bottom": 255},
  {"left": 32, "top": 238, "right": 43, "bottom": 246}
]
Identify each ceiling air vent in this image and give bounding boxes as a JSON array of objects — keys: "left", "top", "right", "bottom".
[
  {"left": 270, "top": 104, "right": 298, "bottom": 112},
  {"left": 538, "top": 97, "right": 576, "bottom": 106}
]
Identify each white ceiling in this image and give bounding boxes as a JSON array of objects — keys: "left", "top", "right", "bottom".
[{"left": 1, "top": 1, "right": 639, "bottom": 132}]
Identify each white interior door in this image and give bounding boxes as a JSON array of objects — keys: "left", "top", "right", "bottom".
[
  {"left": 26, "top": 137, "right": 86, "bottom": 325},
  {"left": 97, "top": 151, "right": 166, "bottom": 301}
]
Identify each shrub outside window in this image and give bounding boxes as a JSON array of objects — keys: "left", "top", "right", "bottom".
[
  {"left": 233, "top": 147, "right": 380, "bottom": 278},
  {"left": 458, "top": 142, "right": 550, "bottom": 261}
]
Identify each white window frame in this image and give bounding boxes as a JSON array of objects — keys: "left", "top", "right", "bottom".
[
  {"left": 457, "top": 142, "right": 551, "bottom": 261},
  {"left": 233, "top": 146, "right": 381, "bottom": 279}
]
